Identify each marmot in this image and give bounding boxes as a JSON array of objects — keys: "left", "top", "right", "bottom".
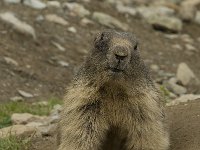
[{"left": 58, "top": 30, "right": 169, "bottom": 150}]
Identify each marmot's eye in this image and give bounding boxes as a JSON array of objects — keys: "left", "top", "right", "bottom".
[{"left": 134, "top": 44, "right": 138, "bottom": 50}]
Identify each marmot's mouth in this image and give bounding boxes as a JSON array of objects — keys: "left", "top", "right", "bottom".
[{"left": 110, "top": 67, "right": 123, "bottom": 73}]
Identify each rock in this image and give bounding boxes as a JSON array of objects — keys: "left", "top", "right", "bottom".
[
  {"left": 26, "top": 122, "right": 44, "bottom": 127},
  {"left": 150, "top": 64, "right": 160, "bottom": 72},
  {"left": 68, "top": 26, "right": 77, "bottom": 33},
  {"left": 92, "top": 12, "right": 128, "bottom": 31},
  {"left": 4, "top": 0, "right": 20, "bottom": 4},
  {"left": 63, "top": 2, "right": 90, "bottom": 18},
  {"left": 164, "top": 34, "right": 179, "bottom": 39},
  {"left": 0, "top": 12, "right": 36, "bottom": 39},
  {"left": 47, "top": 1, "right": 61, "bottom": 8},
  {"left": 45, "top": 14, "right": 68, "bottom": 26},
  {"left": 137, "top": 6, "right": 175, "bottom": 19},
  {"left": 11, "top": 113, "right": 47, "bottom": 125},
  {"left": 18, "top": 90, "right": 34, "bottom": 98},
  {"left": 172, "top": 44, "right": 182, "bottom": 50},
  {"left": 180, "top": 34, "right": 194, "bottom": 43},
  {"left": 4, "top": 57, "right": 18, "bottom": 66},
  {"left": 36, "top": 15, "right": 44, "bottom": 22},
  {"left": 23, "top": 0, "right": 46, "bottom": 10},
  {"left": 38, "top": 124, "right": 56, "bottom": 136},
  {"left": 185, "top": 44, "right": 197, "bottom": 51},
  {"left": 80, "top": 18, "right": 94, "bottom": 26},
  {"left": 116, "top": 4, "right": 137, "bottom": 16},
  {"left": 32, "top": 101, "right": 48, "bottom": 106},
  {"left": 147, "top": 15, "right": 182, "bottom": 32},
  {"left": 166, "top": 77, "right": 187, "bottom": 95},
  {"left": 10, "top": 96, "right": 24, "bottom": 102},
  {"left": 137, "top": 6, "right": 182, "bottom": 32},
  {"left": 50, "top": 104, "right": 62, "bottom": 117},
  {"left": 197, "top": 37, "right": 200, "bottom": 42},
  {"left": 57, "top": 60, "right": 69, "bottom": 67},
  {"left": 167, "top": 94, "right": 200, "bottom": 106},
  {"left": 195, "top": 11, "right": 200, "bottom": 24},
  {"left": 52, "top": 41, "right": 66, "bottom": 52},
  {"left": 176, "top": 62, "right": 198, "bottom": 86},
  {"left": 0, "top": 125, "right": 36, "bottom": 138}
]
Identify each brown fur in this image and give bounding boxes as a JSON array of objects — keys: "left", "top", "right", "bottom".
[{"left": 58, "top": 30, "right": 169, "bottom": 150}]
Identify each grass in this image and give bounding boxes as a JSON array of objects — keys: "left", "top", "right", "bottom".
[
  {"left": 0, "top": 98, "right": 62, "bottom": 129},
  {"left": 0, "top": 135, "right": 31, "bottom": 150}
]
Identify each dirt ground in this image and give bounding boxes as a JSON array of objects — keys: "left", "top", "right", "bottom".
[{"left": 1, "top": 0, "right": 200, "bottom": 149}]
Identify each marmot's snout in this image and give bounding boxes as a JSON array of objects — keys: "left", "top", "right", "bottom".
[{"left": 108, "top": 45, "right": 131, "bottom": 72}]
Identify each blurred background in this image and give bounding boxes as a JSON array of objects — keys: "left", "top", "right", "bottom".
[{"left": 0, "top": 0, "right": 200, "bottom": 149}]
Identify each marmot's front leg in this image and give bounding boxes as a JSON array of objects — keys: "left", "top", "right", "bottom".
[
  {"left": 58, "top": 103, "right": 108, "bottom": 150},
  {"left": 125, "top": 121, "right": 169, "bottom": 150}
]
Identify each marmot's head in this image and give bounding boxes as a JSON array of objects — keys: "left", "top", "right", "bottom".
[{"left": 80, "top": 30, "right": 149, "bottom": 85}]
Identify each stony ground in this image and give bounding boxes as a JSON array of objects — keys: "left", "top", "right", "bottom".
[{"left": 0, "top": 0, "right": 200, "bottom": 149}]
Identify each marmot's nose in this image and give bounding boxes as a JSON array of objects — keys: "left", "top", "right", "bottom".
[{"left": 114, "top": 46, "right": 128, "bottom": 61}]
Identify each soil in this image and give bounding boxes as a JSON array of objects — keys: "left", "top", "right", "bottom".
[{"left": 1, "top": 0, "right": 200, "bottom": 149}]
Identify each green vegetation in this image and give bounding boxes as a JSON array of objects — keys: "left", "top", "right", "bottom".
[
  {"left": 0, "top": 98, "right": 62, "bottom": 129},
  {"left": 0, "top": 135, "right": 31, "bottom": 150},
  {"left": 160, "top": 85, "right": 170, "bottom": 103}
]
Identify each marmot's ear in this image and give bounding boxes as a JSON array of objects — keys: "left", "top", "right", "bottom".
[{"left": 94, "top": 32, "right": 105, "bottom": 49}]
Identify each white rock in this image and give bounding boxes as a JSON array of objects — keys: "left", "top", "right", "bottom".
[
  {"left": 92, "top": 12, "right": 128, "bottom": 31},
  {"left": 23, "top": 0, "right": 46, "bottom": 10},
  {"left": 18, "top": 90, "right": 34, "bottom": 98},
  {"left": 68, "top": 26, "right": 77, "bottom": 33},
  {"left": 185, "top": 44, "right": 197, "bottom": 51},
  {"left": 11, "top": 113, "right": 47, "bottom": 125},
  {"left": 52, "top": 41, "right": 66, "bottom": 52},
  {"left": 4, "top": 0, "right": 20, "bottom": 4},
  {"left": 195, "top": 11, "right": 200, "bottom": 24},
  {"left": 180, "top": 34, "right": 194, "bottom": 43},
  {"left": 58, "top": 60, "right": 69, "bottom": 67},
  {"left": 80, "top": 18, "right": 94, "bottom": 26},
  {"left": 4, "top": 57, "right": 18, "bottom": 66},
  {"left": 36, "top": 15, "right": 44, "bottom": 22},
  {"left": 167, "top": 94, "right": 200, "bottom": 106},
  {"left": 0, "top": 12, "right": 36, "bottom": 39},
  {"left": 150, "top": 64, "right": 160, "bottom": 71},
  {"left": 148, "top": 15, "right": 182, "bottom": 32},
  {"left": 45, "top": 14, "right": 68, "bottom": 26},
  {"left": 116, "top": 4, "right": 137, "bottom": 16},
  {"left": 10, "top": 96, "right": 24, "bottom": 102},
  {"left": 172, "top": 44, "right": 182, "bottom": 50},
  {"left": 179, "top": 0, "right": 200, "bottom": 21},
  {"left": 26, "top": 122, "right": 44, "bottom": 127},
  {"left": 63, "top": 2, "right": 90, "bottom": 18},
  {"left": 0, "top": 125, "right": 36, "bottom": 138},
  {"left": 167, "top": 77, "right": 187, "bottom": 95},
  {"left": 176, "top": 62, "right": 198, "bottom": 86},
  {"left": 47, "top": 1, "right": 61, "bottom": 8}
]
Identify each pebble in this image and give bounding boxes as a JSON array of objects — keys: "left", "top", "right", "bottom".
[
  {"left": 0, "top": 12, "right": 36, "bottom": 39},
  {"left": 4, "top": 57, "right": 18, "bottom": 66},
  {"left": 18, "top": 90, "right": 34, "bottom": 98},
  {"left": 23, "top": 0, "right": 46, "bottom": 10},
  {"left": 67, "top": 26, "right": 77, "bottom": 33},
  {"left": 45, "top": 14, "right": 68, "bottom": 26},
  {"left": 52, "top": 41, "right": 66, "bottom": 52}
]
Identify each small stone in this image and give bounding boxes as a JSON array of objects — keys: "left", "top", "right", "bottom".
[
  {"left": 52, "top": 41, "right": 66, "bottom": 51},
  {"left": 172, "top": 44, "right": 182, "bottom": 50},
  {"left": 80, "top": 18, "right": 94, "bottom": 26},
  {"left": 176, "top": 62, "right": 199, "bottom": 86},
  {"left": 45, "top": 14, "right": 68, "bottom": 26},
  {"left": 36, "top": 15, "right": 44, "bottom": 22},
  {"left": 167, "top": 94, "right": 200, "bottom": 106},
  {"left": 164, "top": 34, "right": 179, "bottom": 39},
  {"left": 166, "top": 77, "right": 187, "bottom": 95},
  {"left": 63, "top": 2, "right": 90, "bottom": 18},
  {"left": 10, "top": 96, "right": 24, "bottom": 102},
  {"left": 57, "top": 60, "right": 69, "bottom": 67},
  {"left": 116, "top": 4, "right": 137, "bottom": 16},
  {"left": 92, "top": 12, "right": 128, "bottom": 31},
  {"left": 11, "top": 113, "right": 47, "bottom": 125},
  {"left": 0, "top": 125, "right": 36, "bottom": 138},
  {"left": 195, "top": 11, "right": 200, "bottom": 24},
  {"left": 150, "top": 64, "right": 160, "bottom": 71},
  {"left": 47, "top": 1, "right": 61, "bottom": 8},
  {"left": 4, "top": 57, "right": 18, "bottom": 66},
  {"left": 0, "top": 12, "right": 36, "bottom": 39},
  {"left": 23, "top": 0, "right": 46, "bottom": 10},
  {"left": 185, "top": 44, "right": 197, "bottom": 51},
  {"left": 26, "top": 122, "right": 44, "bottom": 127},
  {"left": 67, "top": 26, "right": 77, "bottom": 33},
  {"left": 32, "top": 101, "right": 48, "bottom": 106},
  {"left": 181, "top": 34, "right": 194, "bottom": 43},
  {"left": 18, "top": 90, "right": 34, "bottom": 98},
  {"left": 197, "top": 37, "right": 200, "bottom": 42},
  {"left": 38, "top": 124, "right": 56, "bottom": 136}
]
